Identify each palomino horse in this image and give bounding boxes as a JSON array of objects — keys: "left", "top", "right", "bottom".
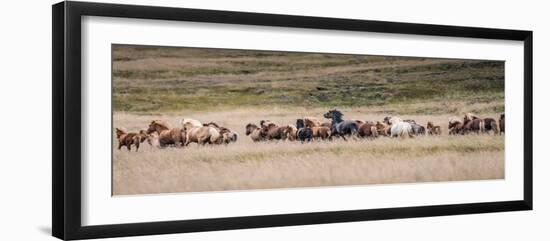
[
  {"left": 426, "top": 122, "right": 442, "bottom": 135},
  {"left": 384, "top": 116, "right": 413, "bottom": 138},
  {"left": 181, "top": 119, "right": 221, "bottom": 146},
  {"left": 146, "top": 120, "right": 186, "bottom": 147},
  {"left": 245, "top": 123, "right": 265, "bottom": 142},
  {"left": 375, "top": 121, "right": 391, "bottom": 136},
  {"left": 115, "top": 128, "right": 147, "bottom": 151},
  {"left": 323, "top": 109, "right": 358, "bottom": 140},
  {"left": 204, "top": 122, "right": 238, "bottom": 144}
]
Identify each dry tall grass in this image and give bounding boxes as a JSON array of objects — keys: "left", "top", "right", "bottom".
[{"left": 113, "top": 109, "right": 504, "bottom": 195}]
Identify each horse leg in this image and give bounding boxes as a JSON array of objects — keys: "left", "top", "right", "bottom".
[
  {"left": 126, "top": 144, "right": 131, "bottom": 151},
  {"left": 341, "top": 134, "right": 347, "bottom": 141},
  {"left": 117, "top": 143, "right": 123, "bottom": 150}
]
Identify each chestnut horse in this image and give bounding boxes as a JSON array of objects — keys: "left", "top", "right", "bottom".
[
  {"left": 358, "top": 122, "right": 378, "bottom": 138},
  {"left": 146, "top": 120, "right": 185, "bottom": 147},
  {"left": 283, "top": 125, "right": 298, "bottom": 141},
  {"left": 426, "top": 122, "right": 442, "bottom": 135},
  {"left": 261, "top": 123, "right": 288, "bottom": 141},
  {"left": 448, "top": 117, "right": 465, "bottom": 135},
  {"left": 115, "top": 128, "right": 147, "bottom": 151}
]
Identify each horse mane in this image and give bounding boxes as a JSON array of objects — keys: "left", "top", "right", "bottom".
[
  {"left": 296, "top": 119, "right": 305, "bottom": 129},
  {"left": 464, "top": 113, "right": 479, "bottom": 122},
  {"left": 449, "top": 117, "right": 462, "bottom": 125},
  {"left": 304, "top": 117, "right": 321, "bottom": 127},
  {"left": 204, "top": 122, "right": 220, "bottom": 128},
  {"left": 324, "top": 109, "right": 343, "bottom": 123},
  {"left": 151, "top": 120, "right": 170, "bottom": 130}
]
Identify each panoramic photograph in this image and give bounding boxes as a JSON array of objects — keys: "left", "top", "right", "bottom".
[{"left": 112, "top": 44, "right": 505, "bottom": 196}]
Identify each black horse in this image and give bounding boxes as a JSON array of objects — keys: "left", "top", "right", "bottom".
[
  {"left": 410, "top": 123, "right": 426, "bottom": 135},
  {"left": 296, "top": 119, "right": 313, "bottom": 143},
  {"left": 323, "top": 109, "right": 358, "bottom": 140}
]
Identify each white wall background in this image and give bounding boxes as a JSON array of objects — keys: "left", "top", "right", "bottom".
[{"left": 0, "top": 0, "right": 546, "bottom": 240}]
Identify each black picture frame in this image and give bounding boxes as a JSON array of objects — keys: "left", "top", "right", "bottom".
[{"left": 52, "top": 1, "right": 533, "bottom": 240}]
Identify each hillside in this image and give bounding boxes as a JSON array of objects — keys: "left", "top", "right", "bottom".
[{"left": 112, "top": 45, "right": 504, "bottom": 114}]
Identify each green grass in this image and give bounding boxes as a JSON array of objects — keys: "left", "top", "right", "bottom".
[{"left": 112, "top": 45, "right": 504, "bottom": 114}]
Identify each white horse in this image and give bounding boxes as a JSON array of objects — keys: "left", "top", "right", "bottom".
[
  {"left": 388, "top": 117, "right": 413, "bottom": 138},
  {"left": 180, "top": 118, "right": 202, "bottom": 130}
]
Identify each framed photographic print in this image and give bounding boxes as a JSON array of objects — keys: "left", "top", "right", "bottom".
[{"left": 52, "top": 1, "right": 533, "bottom": 240}]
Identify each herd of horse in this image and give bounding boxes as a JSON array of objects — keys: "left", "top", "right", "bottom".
[{"left": 115, "top": 109, "right": 505, "bottom": 151}]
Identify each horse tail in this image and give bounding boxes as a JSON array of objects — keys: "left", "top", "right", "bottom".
[{"left": 209, "top": 127, "right": 221, "bottom": 143}]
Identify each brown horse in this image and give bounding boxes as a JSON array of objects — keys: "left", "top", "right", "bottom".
[
  {"left": 115, "top": 128, "right": 147, "bottom": 151},
  {"left": 463, "top": 118, "right": 485, "bottom": 134},
  {"left": 245, "top": 123, "right": 265, "bottom": 142},
  {"left": 261, "top": 123, "right": 288, "bottom": 140},
  {"left": 448, "top": 117, "right": 465, "bottom": 135},
  {"left": 464, "top": 113, "right": 498, "bottom": 134},
  {"left": 146, "top": 120, "right": 185, "bottom": 147},
  {"left": 426, "top": 122, "right": 442, "bottom": 135},
  {"left": 499, "top": 113, "right": 505, "bottom": 134},
  {"left": 358, "top": 122, "right": 378, "bottom": 138}
]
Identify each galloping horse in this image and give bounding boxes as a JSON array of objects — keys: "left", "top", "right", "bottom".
[
  {"left": 296, "top": 119, "right": 313, "bottom": 142},
  {"left": 146, "top": 120, "right": 186, "bottom": 147},
  {"left": 204, "top": 122, "right": 238, "bottom": 144},
  {"left": 323, "top": 109, "right": 358, "bottom": 140},
  {"left": 448, "top": 117, "right": 464, "bottom": 135},
  {"left": 357, "top": 121, "right": 378, "bottom": 138},
  {"left": 181, "top": 118, "right": 221, "bottom": 145},
  {"left": 384, "top": 116, "right": 413, "bottom": 138},
  {"left": 261, "top": 123, "right": 288, "bottom": 141},
  {"left": 115, "top": 128, "right": 147, "bottom": 151},
  {"left": 298, "top": 118, "right": 331, "bottom": 140},
  {"left": 245, "top": 123, "right": 265, "bottom": 142},
  {"left": 426, "top": 121, "right": 442, "bottom": 135}
]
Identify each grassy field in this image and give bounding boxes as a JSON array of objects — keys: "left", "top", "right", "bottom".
[{"left": 112, "top": 45, "right": 505, "bottom": 195}]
